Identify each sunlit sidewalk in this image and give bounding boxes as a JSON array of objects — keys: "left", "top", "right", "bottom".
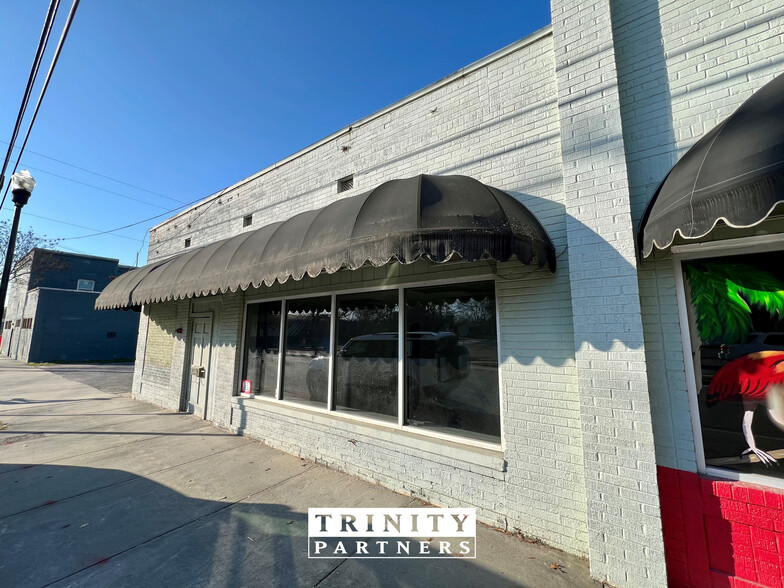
[{"left": 0, "top": 357, "right": 596, "bottom": 587}]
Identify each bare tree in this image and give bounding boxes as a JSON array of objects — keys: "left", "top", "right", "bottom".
[
  {"left": 12, "top": 249, "right": 70, "bottom": 289},
  {"left": 0, "top": 220, "right": 62, "bottom": 281}
]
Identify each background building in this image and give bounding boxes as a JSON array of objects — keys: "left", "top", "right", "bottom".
[
  {"left": 97, "top": 1, "right": 784, "bottom": 586},
  {"left": 2, "top": 249, "right": 139, "bottom": 363}
]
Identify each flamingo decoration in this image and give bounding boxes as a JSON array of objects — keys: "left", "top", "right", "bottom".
[{"left": 707, "top": 350, "right": 784, "bottom": 465}]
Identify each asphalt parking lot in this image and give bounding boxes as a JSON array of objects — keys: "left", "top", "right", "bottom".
[{"left": 37, "top": 362, "right": 134, "bottom": 396}]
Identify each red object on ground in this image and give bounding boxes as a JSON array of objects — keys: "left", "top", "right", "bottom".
[{"left": 658, "top": 465, "right": 784, "bottom": 587}]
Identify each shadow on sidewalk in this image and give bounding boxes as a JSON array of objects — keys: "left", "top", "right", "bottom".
[
  {"left": 0, "top": 398, "right": 112, "bottom": 406},
  {"left": 0, "top": 464, "right": 558, "bottom": 588}
]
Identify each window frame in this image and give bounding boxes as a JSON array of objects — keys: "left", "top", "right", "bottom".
[
  {"left": 337, "top": 174, "right": 354, "bottom": 193},
  {"left": 76, "top": 279, "right": 95, "bottom": 292},
  {"left": 673, "top": 233, "right": 784, "bottom": 490},
  {"left": 237, "top": 273, "right": 503, "bottom": 450}
]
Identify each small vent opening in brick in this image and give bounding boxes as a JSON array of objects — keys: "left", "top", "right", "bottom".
[
  {"left": 106, "top": 331, "right": 117, "bottom": 339},
  {"left": 338, "top": 175, "right": 354, "bottom": 193},
  {"left": 184, "top": 238, "right": 191, "bottom": 248},
  {"left": 243, "top": 214, "right": 253, "bottom": 227}
]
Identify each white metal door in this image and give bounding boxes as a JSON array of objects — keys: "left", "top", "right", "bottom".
[{"left": 187, "top": 317, "right": 212, "bottom": 418}]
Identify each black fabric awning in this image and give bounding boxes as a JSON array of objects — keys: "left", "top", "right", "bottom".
[
  {"left": 639, "top": 72, "right": 784, "bottom": 257},
  {"left": 96, "top": 174, "right": 555, "bottom": 310}
]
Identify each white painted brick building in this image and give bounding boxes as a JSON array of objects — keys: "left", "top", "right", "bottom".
[{"left": 98, "top": 2, "right": 784, "bottom": 586}]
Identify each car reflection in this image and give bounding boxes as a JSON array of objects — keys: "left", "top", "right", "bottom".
[{"left": 306, "top": 332, "right": 471, "bottom": 410}]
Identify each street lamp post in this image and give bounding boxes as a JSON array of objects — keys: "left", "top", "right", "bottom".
[{"left": 0, "top": 170, "right": 36, "bottom": 322}]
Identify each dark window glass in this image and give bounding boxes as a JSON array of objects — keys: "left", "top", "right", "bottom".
[
  {"left": 242, "top": 301, "right": 282, "bottom": 397},
  {"left": 405, "top": 281, "right": 500, "bottom": 442},
  {"left": 335, "top": 290, "right": 399, "bottom": 420},
  {"left": 686, "top": 252, "right": 784, "bottom": 479},
  {"left": 338, "top": 175, "right": 353, "bottom": 192},
  {"left": 282, "top": 297, "right": 331, "bottom": 407}
]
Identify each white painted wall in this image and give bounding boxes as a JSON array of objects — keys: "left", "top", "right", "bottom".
[
  {"left": 137, "top": 29, "right": 595, "bottom": 557},
  {"left": 615, "top": 0, "right": 784, "bottom": 474},
  {"left": 130, "top": 2, "right": 784, "bottom": 585}
]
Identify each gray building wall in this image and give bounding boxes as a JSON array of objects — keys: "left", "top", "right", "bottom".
[
  {"left": 33, "top": 253, "right": 123, "bottom": 292},
  {"left": 1, "top": 249, "right": 139, "bottom": 363},
  {"left": 27, "top": 289, "right": 139, "bottom": 363}
]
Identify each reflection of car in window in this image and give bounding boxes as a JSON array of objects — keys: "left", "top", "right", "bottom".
[{"left": 306, "top": 332, "right": 470, "bottom": 398}]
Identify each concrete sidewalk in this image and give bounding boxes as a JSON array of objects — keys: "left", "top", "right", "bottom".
[{"left": 0, "top": 357, "right": 596, "bottom": 588}]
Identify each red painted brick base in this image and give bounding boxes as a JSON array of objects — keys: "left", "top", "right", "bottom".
[{"left": 658, "top": 466, "right": 784, "bottom": 588}]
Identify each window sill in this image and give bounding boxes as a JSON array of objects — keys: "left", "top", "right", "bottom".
[
  {"left": 231, "top": 395, "right": 506, "bottom": 472},
  {"left": 705, "top": 466, "right": 784, "bottom": 491}
]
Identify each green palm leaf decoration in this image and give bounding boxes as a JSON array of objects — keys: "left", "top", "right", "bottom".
[{"left": 684, "top": 261, "right": 784, "bottom": 344}]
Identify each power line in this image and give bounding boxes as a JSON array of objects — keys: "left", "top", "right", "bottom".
[
  {"left": 0, "top": 0, "right": 60, "bottom": 197},
  {"left": 62, "top": 206, "right": 187, "bottom": 240},
  {"left": 1, "top": 0, "right": 81, "bottom": 209},
  {"left": 0, "top": 205, "right": 144, "bottom": 242},
  {"left": 61, "top": 185, "right": 229, "bottom": 240},
  {"left": 20, "top": 163, "right": 175, "bottom": 210},
  {"left": 0, "top": 140, "right": 188, "bottom": 205},
  {"left": 56, "top": 243, "right": 91, "bottom": 255},
  {"left": 134, "top": 231, "right": 149, "bottom": 266},
  {"left": 1, "top": 181, "right": 229, "bottom": 245}
]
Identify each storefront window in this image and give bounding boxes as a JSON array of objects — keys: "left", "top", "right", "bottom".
[
  {"left": 334, "top": 290, "right": 399, "bottom": 421},
  {"left": 282, "top": 297, "right": 331, "bottom": 407},
  {"left": 684, "top": 252, "right": 784, "bottom": 478},
  {"left": 239, "top": 280, "right": 501, "bottom": 445},
  {"left": 405, "top": 281, "right": 500, "bottom": 442},
  {"left": 241, "top": 301, "right": 281, "bottom": 397}
]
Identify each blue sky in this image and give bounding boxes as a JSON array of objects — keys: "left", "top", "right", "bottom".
[{"left": 0, "top": 1, "right": 551, "bottom": 266}]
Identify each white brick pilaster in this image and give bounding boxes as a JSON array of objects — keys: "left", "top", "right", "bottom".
[{"left": 550, "top": 1, "right": 666, "bottom": 586}]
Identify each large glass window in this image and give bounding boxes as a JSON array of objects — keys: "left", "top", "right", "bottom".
[
  {"left": 241, "top": 301, "right": 281, "bottom": 397},
  {"left": 684, "top": 252, "right": 784, "bottom": 479},
  {"left": 405, "top": 281, "right": 500, "bottom": 442},
  {"left": 334, "top": 290, "right": 399, "bottom": 421},
  {"left": 282, "top": 297, "right": 331, "bottom": 407},
  {"left": 238, "top": 280, "right": 501, "bottom": 445}
]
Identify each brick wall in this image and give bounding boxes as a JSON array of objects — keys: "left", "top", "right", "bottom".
[
  {"left": 131, "top": 307, "right": 149, "bottom": 397},
  {"left": 147, "top": 29, "right": 562, "bottom": 264},
  {"left": 144, "top": 304, "right": 175, "bottom": 368},
  {"left": 201, "top": 257, "right": 590, "bottom": 553},
  {"left": 1, "top": 267, "right": 31, "bottom": 358},
  {"left": 4, "top": 288, "right": 38, "bottom": 362},
  {"left": 659, "top": 466, "right": 784, "bottom": 588},
  {"left": 125, "top": 1, "right": 784, "bottom": 583},
  {"left": 135, "top": 302, "right": 186, "bottom": 411},
  {"left": 615, "top": 3, "right": 784, "bottom": 587},
  {"left": 550, "top": 0, "right": 665, "bottom": 585},
  {"left": 134, "top": 29, "right": 595, "bottom": 558},
  {"left": 613, "top": 0, "right": 784, "bottom": 476}
]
